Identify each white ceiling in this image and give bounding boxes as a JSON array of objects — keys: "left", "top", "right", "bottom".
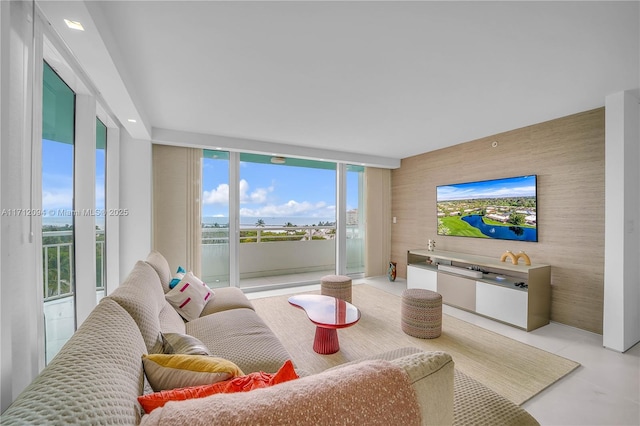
[{"left": 39, "top": 1, "right": 639, "bottom": 166}]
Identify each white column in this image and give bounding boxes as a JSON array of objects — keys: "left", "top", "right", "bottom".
[
  {"left": 74, "top": 95, "right": 97, "bottom": 326},
  {"left": 336, "top": 163, "right": 347, "bottom": 274},
  {"left": 105, "top": 126, "right": 120, "bottom": 294},
  {"left": 229, "top": 151, "right": 240, "bottom": 287},
  {"left": 119, "top": 132, "right": 152, "bottom": 281},
  {"left": 603, "top": 90, "right": 640, "bottom": 352}
]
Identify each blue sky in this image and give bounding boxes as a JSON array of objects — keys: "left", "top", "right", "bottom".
[
  {"left": 202, "top": 158, "right": 361, "bottom": 222},
  {"left": 437, "top": 175, "right": 536, "bottom": 202},
  {"left": 42, "top": 139, "right": 105, "bottom": 214}
]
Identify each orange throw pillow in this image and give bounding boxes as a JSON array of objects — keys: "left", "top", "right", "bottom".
[{"left": 138, "top": 360, "right": 298, "bottom": 414}]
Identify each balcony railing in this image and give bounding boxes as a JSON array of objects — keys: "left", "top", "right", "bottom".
[
  {"left": 203, "top": 224, "right": 363, "bottom": 243},
  {"left": 201, "top": 225, "right": 364, "bottom": 285},
  {"left": 43, "top": 225, "right": 363, "bottom": 301},
  {"left": 43, "top": 230, "right": 104, "bottom": 302}
]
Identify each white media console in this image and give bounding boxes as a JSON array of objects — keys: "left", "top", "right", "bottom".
[{"left": 407, "top": 249, "right": 551, "bottom": 331}]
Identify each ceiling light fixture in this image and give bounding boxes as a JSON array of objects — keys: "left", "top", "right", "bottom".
[
  {"left": 64, "top": 19, "right": 85, "bottom": 31},
  {"left": 270, "top": 156, "right": 286, "bottom": 164},
  {"left": 127, "top": 119, "right": 137, "bottom": 123}
]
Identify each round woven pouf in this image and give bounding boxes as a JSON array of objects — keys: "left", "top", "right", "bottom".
[
  {"left": 401, "top": 288, "right": 442, "bottom": 339},
  {"left": 320, "top": 275, "right": 352, "bottom": 303}
]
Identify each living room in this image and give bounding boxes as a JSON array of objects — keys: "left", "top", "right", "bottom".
[{"left": 1, "top": 1, "right": 639, "bottom": 424}]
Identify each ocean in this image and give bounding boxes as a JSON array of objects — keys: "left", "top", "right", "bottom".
[{"left": 203, "top": 216, "right": 335, "bottom": 228}]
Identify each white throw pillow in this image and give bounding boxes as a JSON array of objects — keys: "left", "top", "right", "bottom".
[{"left": 165, "top": 271, "right": 213, "bottom": 321}]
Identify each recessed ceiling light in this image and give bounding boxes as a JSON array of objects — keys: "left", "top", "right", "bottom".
[
  {"left": 127, "top": 119, "right": 137, "bottom": 123},
  {"left": 64, "top": 19, "right": 84, "bottom": 31}
]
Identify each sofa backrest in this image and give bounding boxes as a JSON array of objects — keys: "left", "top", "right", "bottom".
[
  {"left": 107, "top": 260, "right": 168, "bottom": 353},
  {"left": 144, "top": 250, "right": 173, "bottom": 294},
  {"left": 0, "top": 298, "right": 148, "bottom": 425}
]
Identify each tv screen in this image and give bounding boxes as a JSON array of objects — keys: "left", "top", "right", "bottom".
[{"left": 436, "top": 175, "right": 537, "bottom": 242}]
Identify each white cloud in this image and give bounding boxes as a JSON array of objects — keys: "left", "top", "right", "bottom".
[
  {"left": 239, "top": 179, "right": 273, "bottom": 204},
  {"left": 203, "top": 183, "right": 230, "bottom": 205},
  {"left": 240, "top": 200, "right": 334, "bottom": 218},
  {"left": 203, "top": 179, "right": 275, "bottom": 206},
  {"left": 42, "top": 189, "right": 74, "bottom": 210}
]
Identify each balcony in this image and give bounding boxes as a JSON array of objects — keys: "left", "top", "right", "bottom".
[
  {"left": 202, "top": 225, "right": 364, "bottom": 290},
  {"left": 43, "top": 229, "right": 104, "bottom": 363},
  {"left": 43, "top": 225, "right": 364, "bottom": 362}
]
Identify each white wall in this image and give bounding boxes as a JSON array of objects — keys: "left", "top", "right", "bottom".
[
  {"left": 118, "top": 131, "right": 152, "bottom": 282},
  {"left": 603, "top": 90, "right": 640, "bottom": 352}
]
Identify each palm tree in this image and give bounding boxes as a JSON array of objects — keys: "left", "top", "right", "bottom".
[{"left": 255, "top": 219, "right": 265, "bottom": 227}]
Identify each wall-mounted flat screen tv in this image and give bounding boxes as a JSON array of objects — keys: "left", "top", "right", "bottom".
[{"left": 436, "top": 175, "right": 537, "bottom": 242}]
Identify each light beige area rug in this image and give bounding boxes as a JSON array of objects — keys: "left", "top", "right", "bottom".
[{"left": 252, "top": 284, "right": 580, "bottom": 406}]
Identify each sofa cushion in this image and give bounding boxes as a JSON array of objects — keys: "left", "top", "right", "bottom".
[
  {"left": 145, "top": 251, "right": 173, "bottom": 293},
  {"left": 139, "top": 359, "right": 421, "bottom": 426},
  {"left": 186, "top": 308, "right": 292, "bottom": 374},
  {"left": 165, "top": 272, "right": 214, "bottom": 321},
  {"left": 159, "top": 301, "right": 186, "bottom": 334},
  {"left": 0, "top": 298, "right": 148, "bottom": 425},
  {"left": 200, "top": 287, "right": 255, "bottom": 316},
  {"left": 138, "top": 360, "right": 297, "bottom": 414},
  {"left": 108, "top": 261, "right": 167, "bottom": 353},
  {"left": 142, "top": 354, "right": 243, "bottom": 392},
  {"left": 163, "top": 333, "right": 212, "bottom": 356}
]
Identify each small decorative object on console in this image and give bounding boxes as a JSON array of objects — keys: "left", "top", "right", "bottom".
[
  {"left": 516, "top": 251, "right": 531, "bottom": 266},
  {"left": 500, "top": 250, "right": 518, "bottom": 265},
  {"left": 500, "top": 250, "right": 532, "bottom": 266},
  {"left": 427, "top": 239, "right": 436, "bottom": 251},
  {"left": 388, "top": 261, "right": 397, "bottom": 282}
]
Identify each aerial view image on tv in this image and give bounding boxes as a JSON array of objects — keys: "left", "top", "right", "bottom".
[{"left": 436, "top": 175, "right": 537, "bottom": 242}]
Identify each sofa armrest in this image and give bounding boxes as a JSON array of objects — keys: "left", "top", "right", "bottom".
[
  {"left": 390, "top": 351, "right": 454, "bottom": 426},
  {"left": 326, "top": 347, "right": 454, "bottom": 425}
]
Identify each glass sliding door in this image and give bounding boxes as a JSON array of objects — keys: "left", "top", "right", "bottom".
[
  {"left": 42, "top": 61, "right": 76, "bottom": 364},
  {"left": 346, "top": 165, "right": 365, "bottom": 275},
  {"left": 201, "top": 150, "right": 230, "bottom": 287},
  {"left": 238, "top": 154, "right": 336, "bottom": 289},
  {"left": 95, "top": 118, "right": 106, "bottom": 301}
]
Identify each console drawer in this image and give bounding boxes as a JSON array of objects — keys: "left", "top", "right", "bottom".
[{"left": 437, "top": 272, "right": 475, "bottom": 311}]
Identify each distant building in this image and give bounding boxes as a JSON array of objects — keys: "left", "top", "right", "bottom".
[
  {"left": 486, "top": 213, "right": 509, "bottom": 223},
  {"left": 347, "top": 209, "right": 358, "bottom": 225}
]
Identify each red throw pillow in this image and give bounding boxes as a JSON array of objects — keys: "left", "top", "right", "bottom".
[{"left": 138, "top": 359, "right": 298, "bottom": 414}]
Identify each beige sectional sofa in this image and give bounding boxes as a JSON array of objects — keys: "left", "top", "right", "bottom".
[{"left": 1, "top": 252, "right": 455, "bottom": 425}]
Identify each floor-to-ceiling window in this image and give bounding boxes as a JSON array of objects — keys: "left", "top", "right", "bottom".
[
  {"left": 95, "top": 118, "right": 106, "bottom": 301},
  {"left": 42, "top": 61, "right": 75, "bottom": 364},
  {"left": 201, "top": 150, "right": 230, "bottom": 287},
  {"left": 198, "top": 152, "right": 367, "bottom": 290},
  {"left": 238, "top": 154, "right": 337, "bottom": 289},
  {"left": 346, "top": 165, "right": 365, "bottom": 275}
]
